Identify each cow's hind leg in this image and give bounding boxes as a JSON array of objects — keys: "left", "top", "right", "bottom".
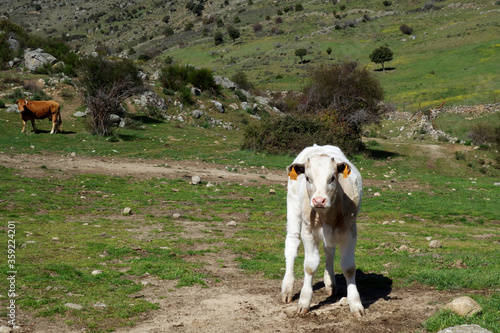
[
  {"left": 339, "top": 234, "right": 364, "bottom": 317},
  {"left": 50, "top": 114, "right": 57, "bottom": 134},
  {"left": 281, "top": 199, "right": 302, "bottom": 303},
  {"left": 297, "top": 226, "right": 321, "bottom": 314},
  {"left": 31, "top": 119, "right": 36, "bottom": 133}
]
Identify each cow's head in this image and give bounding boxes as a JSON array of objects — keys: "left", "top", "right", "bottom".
[
  {"left": 288, "top": 154, "right": 350, "bottom": 211},
  {"left": 15, "top": 99, "right": 29, "bottom": 112}
]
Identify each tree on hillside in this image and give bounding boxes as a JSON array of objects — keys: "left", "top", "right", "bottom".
[
  {"left": 369, "top": 45, "right": 393, "bottom": 71},
  {"left": 77, "top": 56, "right": 145, "bottom": 137},
  {"left": 227, "top": 26, "right": 241, "bottom": 42},
  {"left": 295, "top": 48, "right": 307, "bottom": 63},
  {"left": 214, "top": 31, "right": 224, "bottom": 45},
  {"left": 326, "top": 47, "right": 332, "bottom": 60},
  {"left": 243, "top": 61, "right": 388, "bottom": 154}
]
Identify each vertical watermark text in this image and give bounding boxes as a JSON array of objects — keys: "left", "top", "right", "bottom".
[{"left": 7, "top": 221, "right": 17, "bottom": 327}]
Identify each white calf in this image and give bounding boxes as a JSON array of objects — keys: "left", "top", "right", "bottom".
[{"left": 281, "top": 145, "right": 364, "bottom": 317}]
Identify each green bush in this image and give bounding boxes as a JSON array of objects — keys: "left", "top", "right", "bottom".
[
  {"left": 159, "top": 64, "right": 219, "bottom": 94},
  {"left": 178, "top": 86, "right": 195, "bottom": 105},
  {"left": 468, "top": 123, "right": 497, "bottom": 146},
  {"left": 242, "top": 113, "right": 362, "bottom": 155},
  {"left": 0, "top": 99, "right": 5, "bottom": 108},
  {"left": 231, "top": 71, "right": 253, "bottom": 90}
]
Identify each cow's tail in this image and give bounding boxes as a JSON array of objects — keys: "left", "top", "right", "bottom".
[{"left": 57, "top": 107, "right": 62, "bottom": 133}]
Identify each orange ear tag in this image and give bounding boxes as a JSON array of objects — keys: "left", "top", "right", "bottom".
[
  {"left": 289, "top": 167, "right": 298, "bottom": 181},
  {"left": 343, "top": 166, "right": 351, "bottom": 179}
]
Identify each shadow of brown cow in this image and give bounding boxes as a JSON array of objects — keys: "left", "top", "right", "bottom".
[{"left": 15, "top": 99, "right": 62, "bottom": 134}]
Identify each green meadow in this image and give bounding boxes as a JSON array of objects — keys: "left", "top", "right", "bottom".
[{"left": 0, "top": 106, "right": 498, "bottom": 332}]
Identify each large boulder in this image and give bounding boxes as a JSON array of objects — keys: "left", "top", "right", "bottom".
[
  {"left": 134, "top": 91, "right": 168, "bottom": 111},
  {"left": 214, "top": 76, "right": 236, "bottom": 90},
  {"left": 24, "top": 48, "right": 57, "bottom": 71}
]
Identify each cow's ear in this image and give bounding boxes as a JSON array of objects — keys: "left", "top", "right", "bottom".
[
  {"left": 287, "top": 164, "right": 305, "bottom": 180},
  {"left": 337, "top": 162, "right": 351, "bottom": 178},
  {"left": 24, "top": 100, "right": 28, "bottom": 105}
]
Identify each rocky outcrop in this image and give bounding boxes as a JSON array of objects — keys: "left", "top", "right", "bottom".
[{"left": 24, "top": 48, "right": 57, "bottom": 71}]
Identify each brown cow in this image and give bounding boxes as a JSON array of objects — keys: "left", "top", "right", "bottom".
[{"left": 15, "top": 99, "right": 62, "bottom": 134}]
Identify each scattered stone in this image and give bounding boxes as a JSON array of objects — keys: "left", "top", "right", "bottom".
[
  {"left": 91, "top": 270, "right": 103, "bottom": 275},
  {"left": 0, "top": 326, "right": 12, "bottom": 333},
  {"left": 93, "top": 302, "right": 107, "bottom": 308},
  {"left": 70, "top": 152, "right": 77, "bottom": 157},
  {"left": 52, "top": 237, "right": 60, "bottom": 241},
  {"left": 429, "top": 240, "right": 442, "bottom": 248},
  {"left": 444, "top": 296, "right": 482, "bottom": 317},
  {"left": 191, "top": 87, "right": 201, "bottom": 96},
  {"left": 64, "top": 303, "right": 83, "bottom": 310},
  {"left": 269, "top": 189, "right": 276, "bottom": 195},
  {"left": 141, "top": 281, "right": 151, "bottom": 286},
  {"left": 73, "top": 111, "right": 87, "bottom": 117},
  {"left": 191, "top": 176, "right": 201, "bottom": 185},
  {"left": 122, "top": 207, "right": 132, "bottom": 215},
  {"left": 6, "top": 105, "right": 19, "bottom": 113},
  {"left": 437, "top": 325, "right": 492, "bottom": 333},
  {"left": 192, "top": 110, "right": 204, "bottom": 119},
  {"left": 398, "top": 245, "right": 409, "bottom": 251},
  {"left": 214, "top": 76, "right": 237, "bottom": 90},
  {"left": 227, "top": 221, "right": 237, "bottom": 227},
  {"left": 373, "top": 192, "right": 381, "bottom": 197},
  {"left": 172, "top": 213, "right": 181, "bottom": 219},
  {"left": 212, "top": 100, "right": 225, "bottom": 113}
]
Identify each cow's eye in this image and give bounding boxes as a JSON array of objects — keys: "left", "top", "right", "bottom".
[
  {"left": 305, "top": 176, "right": 311, "bottom": 183},
  {"left": 329, "top": 175, "right": 335, "bottom": 183}
]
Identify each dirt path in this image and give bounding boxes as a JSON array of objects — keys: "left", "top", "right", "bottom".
[{"left": 0, "top": 152, "right": 469, "bottom": 333}]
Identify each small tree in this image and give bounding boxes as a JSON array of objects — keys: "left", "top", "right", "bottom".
[
  {"left": 369, "top": 45, "right": 393, "bottom": 71},
  {"left": 295, "top": 48, "right": 308, "bottom": 63},
  {"left": 227, "top": 26, "right": 241, "bottom": 42},
  {"left": 214, "top": 31, "right": 224, "bottom": 45},
  {"left": 77, "top": 56, "right": 145, "bottom": 136},
  {"left": 326, "top": 47, "right": 332, "bottom": 60},
  {"left": 399, "top": 24, "right": 413, "bottom": 35}
]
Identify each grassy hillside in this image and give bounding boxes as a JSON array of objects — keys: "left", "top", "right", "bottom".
[{"left": 4, "top": 0, "right": 500, "bottom": 111}]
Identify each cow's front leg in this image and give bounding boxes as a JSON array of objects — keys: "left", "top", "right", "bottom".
[
  {"left": 281, "top": 199, "right": 302, "bottom": 303},
  {"left": 297, "top": 226, "right": 321, "bottom": 314},
  {"left": 340, "top": 233, "right": 364, "bottom": 317},
  {"left": 323, "top": 244, "right": 336, "bottom": 296},
  {"left": 322, "top": 224, "right": 337, "bottom": 296},
  {"left": 21, "top": 120, "right": 26, "bottom": 133},
  {"left": 50, "top": 121, "right": 56, "bottom": 134}
]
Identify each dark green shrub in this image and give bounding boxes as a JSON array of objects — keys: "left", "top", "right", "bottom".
[
  {"left": 455, "top": 151, "right": 466, "bottom": 160},
  {"left": 400, "top": 24, "right": 414, "bottom": 35},
  {"left": 235, "top": 90, "right": 247, "bottom": 102},
  {"left": 244, "top": 61, "right": 386, "bottom": 155},
  {"left": 242, "top": 112, "right": 362, "bottom": 155},
  {"left": 468, "top": 123, "right": 497, "bottom": 145},
  {"left": 0, "top": 99, "right": 5, "bottom": 108},
  {"left": 231, "top": 71, "right": 253, "bottom": 90},
  {"left": 178, "top": 86, "right": 195, "bottom": 105},
  {"left": 159, "top": 64, "right": 219, "bottom": 94},
  {"left": 214, "top": 31, "right": 224, "bottom": 45}
]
